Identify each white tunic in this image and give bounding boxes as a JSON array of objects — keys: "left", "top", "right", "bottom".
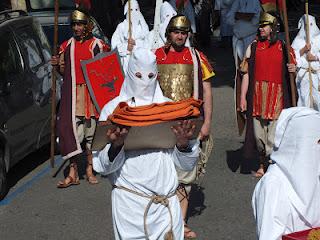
[
  {"left": 252, "top": 107, "right": 320, "bottom": 240},
  {"left": 292, "top": 15, "right": 320, "bottom": 110},
  {"left": 93, "top": 97, "right": 200, "bottom": 240}
]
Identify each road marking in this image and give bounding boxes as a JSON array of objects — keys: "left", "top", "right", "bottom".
[{"left": 0, "top": 156, "right": 63, "bottom": 206}]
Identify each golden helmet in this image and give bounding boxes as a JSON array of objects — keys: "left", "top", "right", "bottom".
[
  {"left": 166, "top": 15, "right": 191, "bottom": 33},
  {"left": 259, "top": 11, "right": 278, "bottom": 28},
  {"left": 70, "top": 9, "right": 89, "bottom": 25}
]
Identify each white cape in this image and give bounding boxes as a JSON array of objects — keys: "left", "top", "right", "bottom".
[{"left": 252, "top": 107, "right": 320, "bottom": 240}]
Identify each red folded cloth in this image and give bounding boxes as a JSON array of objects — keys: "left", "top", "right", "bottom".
[
  {"left": 108, "top": 98, "right": 202, "bottom": 127},
  {"left": 282, "top": 227, "right": 320, "bottom": 240}
]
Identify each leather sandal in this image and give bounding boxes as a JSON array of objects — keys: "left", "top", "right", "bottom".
[
  {"left": 184, "top": 223, "right": 197, "bottom": 239},
  {"left": 57, "top": 163, "right": 80, "bottom": 188},
  {"left": 57, "top": 175, "right": 80, "bottom": 188},
  {"left": 86, "top": 163, "right": 98, "bottom": 184}
]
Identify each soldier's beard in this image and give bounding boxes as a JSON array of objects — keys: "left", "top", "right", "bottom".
[{"left": 169, "top": 40, "right": 186, "bottom": 52}]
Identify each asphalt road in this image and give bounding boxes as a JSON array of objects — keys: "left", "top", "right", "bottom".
[{"left": 0, "top": 38, "right": 261, "bottom": 240}]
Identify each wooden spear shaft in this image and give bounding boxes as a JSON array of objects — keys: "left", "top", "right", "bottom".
[
  {"left": 281, "top": 0, "right": 297, "bottom": 106},
  {"left": 305, "top": 1, "right": 314, "bottom": 108},
  {"left": 128, "top": 0, "right": 132, "bottom": 39},
  {"left": 50, "top": 0, "right": 59, "bottom": 168}
]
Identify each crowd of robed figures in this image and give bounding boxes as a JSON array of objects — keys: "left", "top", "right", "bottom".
[{"left": 50, "top": 1, "right": 320, "bottom": 239}]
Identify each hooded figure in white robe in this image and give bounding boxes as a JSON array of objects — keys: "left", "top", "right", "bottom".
[
  {"left": 147, "top": 2, "right": 191, "bottom": 50},
  {"left": 93, "top": 48, "right": 200, "bottom": 240},
  {"left": 292, "top": 15, "right": 320, "bottom": 111},
  {"left": 111, "top": 0, "right": 149, "bottom": 74},
  {"left": 226, "top": 0, "right": 260, "bottom": 68},
  {"left": 148, "top": 1, "right": 177, "bottom": 50},
  {"left": 252, "top": 107, "right": 320, "bottom": 240}
]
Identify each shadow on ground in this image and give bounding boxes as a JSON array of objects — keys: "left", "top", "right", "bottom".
[
  {"left": 7, "top": 145, "right": 50, "bottom": 190},
  {"left": 188, "top": 184, "right": 206, "bottom": 220}
]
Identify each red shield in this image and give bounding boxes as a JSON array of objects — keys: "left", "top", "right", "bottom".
[{"left": 81, "top": 50, "right": 124, "bottom": 113}]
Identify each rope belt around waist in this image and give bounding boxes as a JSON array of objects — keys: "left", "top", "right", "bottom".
[
  {"left": 302, "top": 67, "right": 320, "bottom": 74},
  {"left": 112, "top": 185, "right": 175, "bottom": 240}
]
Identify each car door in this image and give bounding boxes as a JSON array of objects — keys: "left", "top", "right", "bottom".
[
  {"left": 13, "top": 21, "right": 53, "bottom": 149},
  {"left": 0, "top": 27, "right": 37, "bottom": 165},
  {"left": 30, "top": 18, "right": 59, "bottom": 147}
]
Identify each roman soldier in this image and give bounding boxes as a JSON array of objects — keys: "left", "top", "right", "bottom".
[
  {"left": 239, "top": 11, "right": 296, "bottom": 177},
  {"left": 155, "top": 14, "right": 214, "bottom": 239},
  {"left": 51, "top": 8, "right": 109, "bottom": 188}
]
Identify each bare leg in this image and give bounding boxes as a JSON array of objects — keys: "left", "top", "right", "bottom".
[
  {"left": 86, "top": 150, "right": 98, "bottom": 184},
  {"left": 57, "top": 158, "right": 80, "bottom": 188},
  {"left": 176, "top": 184, "right": 197, "bottom": 238}
]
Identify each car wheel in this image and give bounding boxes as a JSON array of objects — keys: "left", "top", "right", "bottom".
[{"left": 0, "top": 146, "right": 8, "bottom": 201}]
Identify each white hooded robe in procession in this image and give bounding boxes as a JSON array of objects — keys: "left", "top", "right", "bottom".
[
  {"left": 93, "top": 48, "right": 200, "bottom": 240},
  {"left": 147, "top": 1, "right": 190, "bottom": 50},
  {"left": 111, "top": 0, "right": 149, "bottom": 75},
  {"left": 148, "top": 1, "right": 177, "bottom": 50},
  {"left": 292, "top": 15, "right": 320, "bottom": 111},
  {"left": 226, "top": 0, "right": 260, "bottom": 68},
  {"left": 252, "top": 107, "right": 320, "bottom": 240}
]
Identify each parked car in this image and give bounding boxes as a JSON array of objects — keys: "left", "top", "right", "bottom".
[
  {"left": 0, "top": 10, "right": 60, "bottom": 200},
  {"left": 23, "top": 0, "right": 109, "bottom": 47}
]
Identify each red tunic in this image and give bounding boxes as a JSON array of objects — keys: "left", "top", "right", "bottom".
[
  {"left": 253, "top": 40, "right": 284, "bottom": 120},
  {"left": 60, "top": 37, "right": 109, "bottom": 119},
  {"left": 155, "top": 47, "right": 193, "bottom": 65}
]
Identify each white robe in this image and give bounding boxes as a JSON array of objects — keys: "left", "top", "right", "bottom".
[
  {"left": 93, "top": 48, "right": 200, "bottom": 239},
  {"left": 93, "top": 97, "right": 200, "bottom": 240},
  {"left": 147, "top": 1, "right": 190, "bottom": 50},
  {"left": 252, "top": 107, "right": 320, "bottom": 240},
  {"left": 111, "top": 20, "right": 149, "bottom": 75},
  {"left": 292, "top": 15, "right": 320, "bottom": 110}
]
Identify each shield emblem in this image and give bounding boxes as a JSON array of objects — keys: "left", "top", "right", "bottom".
[{"left": 81, "top": 49, "right": 124, "bottom": 113}]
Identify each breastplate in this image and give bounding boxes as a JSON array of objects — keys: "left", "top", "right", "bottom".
[{"left": 157, "top": 64, "right": 194, "bottom": 101}]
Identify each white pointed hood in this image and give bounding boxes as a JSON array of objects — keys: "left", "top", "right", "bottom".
[
  {"left": 292, "top": 14, "right": 320, "bottom": 50},
  {"left": 119, "top": 48, "right": 168, "bottom": 106},
  {"left": 122, "top": 0, "right": 149, "bottom": 40},
  {"left": 160, "top": 1, "right": 177, "bottom": 22},
  {"left": 270, "top": 107, "right": 320, "bottom": 226},
  {"left": 159, "top": 2, "right": 177, "bottom": 44}
]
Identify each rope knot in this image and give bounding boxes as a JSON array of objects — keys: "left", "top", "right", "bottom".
[{"left": 151, "top": 195, "right": 169, "bottom": 207}]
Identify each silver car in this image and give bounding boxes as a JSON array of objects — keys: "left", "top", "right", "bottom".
[{"left": 0, "top": 10, "right": 60, "bottom": 200}]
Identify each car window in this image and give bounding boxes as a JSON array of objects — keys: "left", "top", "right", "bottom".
[
  {"left": 0, "top": 31, "right": 23, "bottom": 76},
  {"left": 16, "top": 26, "right": 43, "bottom": 70},
  {"left": 32, "top": 19, "right": 52, "bottom": 60},
  {"left": 0, "top": 30, "right": 23, "bottom": 93}
]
